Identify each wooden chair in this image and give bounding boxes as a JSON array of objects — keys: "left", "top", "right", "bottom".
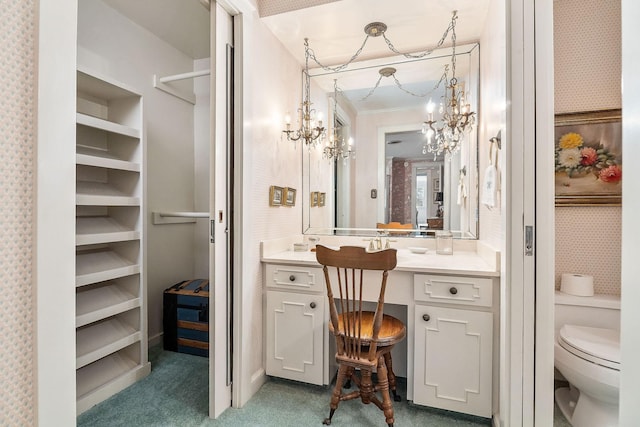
[
  {"left": 376, "top": 222, "right": 413, "bottom": 236},
  {"left": 316, "top": 245, "right": 406, "bottom": 427}
]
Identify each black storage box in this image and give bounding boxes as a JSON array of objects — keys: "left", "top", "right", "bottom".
[{"left": 163, "top": 279, "right": 210, "bottom": 357}]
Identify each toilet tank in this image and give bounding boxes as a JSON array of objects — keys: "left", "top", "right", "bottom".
[{"left": 554, "top": 290, "right": 620, "bottom": 334}]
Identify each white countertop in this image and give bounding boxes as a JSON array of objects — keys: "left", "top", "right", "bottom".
[{"left": 261, "top": 248, "right": 500, "bottom": 277}]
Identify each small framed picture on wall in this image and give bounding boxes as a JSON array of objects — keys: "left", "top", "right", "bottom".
[
  {"left": 284, "top": 187, "right": 296, "bottom": 207},
  {"left": 319, "top": 192, "right": 326, "bottom": 207},
  {"left": 269, "top": 185, "right": 284, "bottom": 206},
  {"left": 311, "top": 191, "right": 319, "bottom": 207}
]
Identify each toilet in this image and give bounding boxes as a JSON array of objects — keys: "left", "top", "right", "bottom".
[{"left": 554, "top": 291, "right": 621, "bottom": 427}]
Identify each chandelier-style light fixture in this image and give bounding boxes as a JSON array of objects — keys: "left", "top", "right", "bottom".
[
  {"left": 282, "top": 38, "right": 326, "bottom": 146},
  {"left": 286, "top": 11, "right": 474, "bottom": 157},
  {"left": 323, "top": 80, "right": 354, "bottom": 163},
  {"left": 421, "top": 11, "right": 476, "bottom": 158}
]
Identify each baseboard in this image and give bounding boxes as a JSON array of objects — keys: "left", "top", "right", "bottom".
[
  {"left": 492, "top": 412, "right": 501, "bottom": 427},
  {"left": 149, "top": 332, "right": 163, "bottom": 348}
]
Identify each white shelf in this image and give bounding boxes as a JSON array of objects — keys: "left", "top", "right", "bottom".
[
  {"left": 76, "top": 146, "right": 140, "bottom": 172},
  {"left": 75, "top": 67, "right": 148, "bottom": 411},
  {"left": 76, "top": 216, "right": 140, "bottom": 245},
  {"left": 77, "top": 112, "right": 140, "bottom": 138},
  {"left": 76, "top": 283, "right": 140, "bottom": 327},
  {"left": 76, "top": 356, "right": 150, "bottom": 415},
  {"left": 76, "top": 181, "right": 140, "bottom": 206},
  {"left": 76, "top": 249, "right": 140, "bottom": 287},
  {"left": 76, "top": 352, "right": 138, "bottom": 398},
  {"left": 76, "top": 317, "right": 140, "bottom": 368}
]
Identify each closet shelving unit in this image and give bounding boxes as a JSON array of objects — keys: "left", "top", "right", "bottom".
[{"left": 75, "top": 67, "right": 150, "bottom": 414}]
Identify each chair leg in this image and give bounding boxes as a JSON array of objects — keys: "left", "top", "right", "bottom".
[
  {"left": 383, "top": 353, "right": 401, "bottom": 402},
  {"left": 376, "top": 356, "right": 395, "bottom": 427},
  {"left": 323, "top": 364, "right": 348, "bottom": 425}
]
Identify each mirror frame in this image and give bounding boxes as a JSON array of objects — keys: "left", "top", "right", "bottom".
[{"left": 302, "top": 43, "right": 480, "bottom": 239}]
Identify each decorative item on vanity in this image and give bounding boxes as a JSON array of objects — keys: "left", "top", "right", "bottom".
[
  {"left": 554, "top": 291, "right": 621, "bottom": 427},
  {"left": 282, "top": 38, "right": 326, "bottom": 146},
  {"left": 435, "top": 230, "right": 453, "bottom": 255},
  {"left": 421, "top": 11, "right": 476, "bottom": 159},
  {"left": 293, "top": 242, "right": 309, "bottom": 252},
  {"left": 269, "top": 185, "right": 284, "bottom": 206},
  {"left": 323, "top": 80, "right": 354, "bottom": 163}
]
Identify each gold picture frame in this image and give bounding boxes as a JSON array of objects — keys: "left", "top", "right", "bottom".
[
  {"left": 311, "top": 191, "right": 319, "bottom": 207},
  {"left": 554, "top": 109, "right": 622, "bottom": 206},
  {"left": 318, "top": 192, "right": 326, "bottom": 207},
  {"left": 269, "top": 185, "right": 284, "bottom": 206},
  {"left": 283, "top": 187, "right": 296, "bottom": 207}
]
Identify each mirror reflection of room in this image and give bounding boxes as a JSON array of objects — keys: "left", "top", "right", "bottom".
[{"left": 304, "top": 40, "right": 480, "bottom": 238}]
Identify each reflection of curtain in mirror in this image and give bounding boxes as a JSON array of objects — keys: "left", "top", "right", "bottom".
[{"left": 415, "top": 173, "right": 428, "bottom": 226}]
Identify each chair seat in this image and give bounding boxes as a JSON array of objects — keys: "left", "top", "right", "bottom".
[{"left": 329, "top": 311, "right": 406, "bottom": 346}]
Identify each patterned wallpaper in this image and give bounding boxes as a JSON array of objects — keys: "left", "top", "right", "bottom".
[
  {"left": 554, "top": 0, "right": 621, "bottom": 114},
  {"left": 554, "top": 0, "right": 622, "bottom": 295},
  {"left": 0, "top": 0, "right": 36, "bottom": 424}
]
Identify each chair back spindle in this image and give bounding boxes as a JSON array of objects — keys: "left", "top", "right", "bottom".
[{"left": 317, "top": 245, "right": 397, "bottom": 363}]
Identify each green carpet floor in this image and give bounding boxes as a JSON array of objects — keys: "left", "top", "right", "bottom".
[{"left": 77, "top": 346, "right": 495, "bottom": 426}]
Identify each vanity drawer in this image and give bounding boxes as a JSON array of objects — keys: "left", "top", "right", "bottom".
[
  {"left": 265, "top": 264, "right": 324, "bottom": 293},
  {"left": 414, "top": 274, "right": 492, "bottom": 307}
]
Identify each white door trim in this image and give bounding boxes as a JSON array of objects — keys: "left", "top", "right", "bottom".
[{"left": 533, "top": 0, "right": 556, "bottom": 426}]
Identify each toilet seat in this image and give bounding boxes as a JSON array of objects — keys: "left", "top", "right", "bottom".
[{"left": 559, "top": 324, "right": 620, "bottom": 370}]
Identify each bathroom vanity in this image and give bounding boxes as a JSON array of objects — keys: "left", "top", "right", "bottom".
[{"left": 262, "top": 236, "right": 500, "bottom": 418}]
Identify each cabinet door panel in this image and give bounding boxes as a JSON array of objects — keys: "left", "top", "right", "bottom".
[
  {"left": 266, "top": 291, "right": 324, "bottom": 385},
  {"left": 413, "top": 305, "right": 492, "bottom": 417}
]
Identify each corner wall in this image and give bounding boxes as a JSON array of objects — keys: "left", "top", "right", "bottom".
[{"left": 235, "top": 4, "right": 306, "bottom": 405}]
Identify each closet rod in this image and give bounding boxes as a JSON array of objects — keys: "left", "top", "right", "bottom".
[
  {"left": 159, "top": 69, "right": 211, "bottom": 84},
  {"left": 157, "top": 211, "right": 209, "bottom": 218}
]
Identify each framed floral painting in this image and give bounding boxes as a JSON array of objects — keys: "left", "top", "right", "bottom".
[{"left": 555, "top": 109, "right": 622, "bottom": 205}]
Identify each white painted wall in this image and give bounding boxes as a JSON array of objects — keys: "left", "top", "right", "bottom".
[
  {"left": 620, "top": 1, "right": 640, "bottom": 424},
  {"left": 233, "top": 3, "right": 306, "bottom": 405},
  {"left": 77, "top": 0, "right": 203, "bottom": 340},
  {"left": 479, "top": 0, "right": 507, "bottom": 420},
  {"left": 479, "top": 0, "right": 507, "bottom": 250}
]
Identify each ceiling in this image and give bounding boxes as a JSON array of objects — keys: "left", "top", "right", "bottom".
[
  {"left": 102, "top": 0, "right": 210, "bottom": 59},
  {"left": 100, "top": 0, "right": 487, "bottom": 159},
  {"left": 260, "top": 0, "right": 489, "bottom": 66},
  {"left": 260, "top": 0, "right": 487, "bottom": 160}
]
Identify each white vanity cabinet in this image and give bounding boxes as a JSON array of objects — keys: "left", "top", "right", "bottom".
[
  {"left": 265, "top": 264, "right": 326, "bottom": 385},
  {"left": 413, "top": 274, "right": 494, "bottom": 418}
]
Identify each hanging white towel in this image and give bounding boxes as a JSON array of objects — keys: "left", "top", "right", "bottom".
[
  {"left": 481, "top": 164, "right": 497, "bottom": 208},
  {"left": 482, "top": 138, "right": 500, "bottom": 208},
  {"left": 457, "top": 180, "right": 467, "bottom": 206}
]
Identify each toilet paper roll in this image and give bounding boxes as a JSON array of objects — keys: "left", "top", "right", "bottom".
[{"left": 561, "top": 273, "right": 594, "bottom": 296}]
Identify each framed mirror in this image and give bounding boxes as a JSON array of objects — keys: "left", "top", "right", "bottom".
[{"left": 302, "top": 43, "right": 480, "bottom": 238}]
